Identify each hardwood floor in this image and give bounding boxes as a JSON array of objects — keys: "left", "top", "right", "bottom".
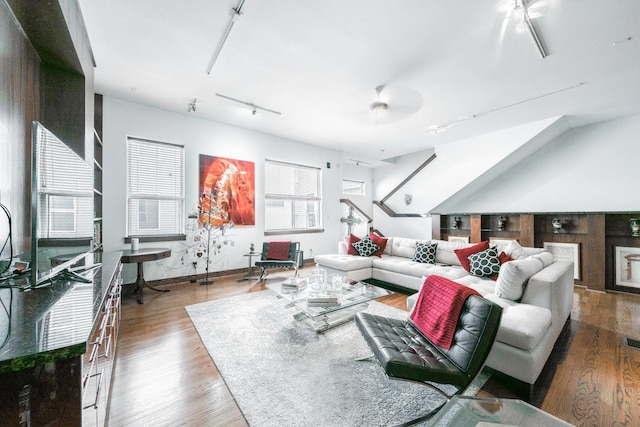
[{"left": 107, "top": 270, "right": 640, "bottom": 426}]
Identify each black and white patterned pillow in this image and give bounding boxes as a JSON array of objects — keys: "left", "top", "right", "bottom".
[
  {"left": 352, "top": 236, "right": 380, "bottom": 257},
  {"left": 468, "top": 247, "right": 501, "bottom": 277},
  {"left": 413, "top": 242, "right": 438, "bottom": 264}
]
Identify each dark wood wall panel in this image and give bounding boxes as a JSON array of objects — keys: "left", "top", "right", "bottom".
[{"left": 0, "top": 0, "right": 43, "bottom": 255}]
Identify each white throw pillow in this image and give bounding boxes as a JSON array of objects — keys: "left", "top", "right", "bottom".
[
  {"left": 503, "top": 240, "right": 527, "bottom": 260},
  {"left": 530, "top": 251, "right": 554, "bottom": 268},
  {"left": 495, "top": 257, "right": 544, "bottom": 301}
]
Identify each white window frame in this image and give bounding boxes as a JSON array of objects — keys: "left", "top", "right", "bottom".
[
  {"left": 126, "top": 137, "right": 185, "bottom": 239},
  {"left": 264, "top": 159, "right": 322, "bottom": 234},
  {"left": 342, "top": 179, "right": 366, "bottom": 196}
]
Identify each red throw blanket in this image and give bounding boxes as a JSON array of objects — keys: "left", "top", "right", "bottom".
[
  {"left": 409, "top": 275, "right": 481, "bottom": 350},
  {"left": 266, "top": 241, "right": 291, "bottom": 260}
]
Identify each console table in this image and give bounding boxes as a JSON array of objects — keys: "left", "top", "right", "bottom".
[{"left": 120, "top": 247, "right": 171, "bottom": 304}]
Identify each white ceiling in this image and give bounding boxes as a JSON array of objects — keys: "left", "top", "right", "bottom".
[{"left": 79, "top": 0, "right": 640, "bottom": 165}]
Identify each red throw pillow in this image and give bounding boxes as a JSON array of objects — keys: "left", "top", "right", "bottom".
[
  {"left": 490, "top": 251, "right": 515, "bottom": 281},
  {"left": 498, "top": 251, "right": 514, "bottom": 264},
  {"left": 454, "top": 241, "right": 489, "bottom": 272},
  {"left": 347, "top": 234, "right": 361, "bottom": 255},
  {"left": 369, "top": 233, "right": 388, "bottom": 257}
]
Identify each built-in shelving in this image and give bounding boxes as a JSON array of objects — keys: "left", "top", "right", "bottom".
[{"left": 93, "top": 94, "right": 103, "bottom": 252}]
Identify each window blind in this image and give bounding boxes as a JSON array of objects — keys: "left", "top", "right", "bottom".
[
  {"left": 265, "top": 160, "right": 322, "bottom": 232},
  {"left": 37, "top": 128, "right": 93, "bottom": 239},
  {"left": 127, "top": 137, "right": 185, "bottom": 236}
]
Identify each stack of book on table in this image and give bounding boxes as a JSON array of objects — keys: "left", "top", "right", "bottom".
[
  {"left": 307, "top": 291, "right": 340, "bottom": 307},
  {"left": 281, "top": 277, "right": 306, "bottom": 290}
]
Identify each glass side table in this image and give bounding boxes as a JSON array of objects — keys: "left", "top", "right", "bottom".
[
  {"left": 428, "top": 396, "right": 574, "bottom": 426},
  {"left": 237, "top": 252, "right": 262, "bottom": 282}
]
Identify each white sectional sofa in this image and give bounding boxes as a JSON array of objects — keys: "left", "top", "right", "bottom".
[{"left": 314, "top": 237, "right": 574, "bottom": 394}]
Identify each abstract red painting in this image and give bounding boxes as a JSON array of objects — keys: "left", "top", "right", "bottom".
[{"left": 199, "top": 155, "right": 255, "bottom": 226}]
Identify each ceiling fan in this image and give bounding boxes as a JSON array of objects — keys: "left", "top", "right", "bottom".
[{"left": 354, "top": 84, "right": 423, "bottom": 125}]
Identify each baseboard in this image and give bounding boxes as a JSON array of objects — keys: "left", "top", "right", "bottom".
[{"left": 125, "top": 258, "right": 316, "bottom": 288}]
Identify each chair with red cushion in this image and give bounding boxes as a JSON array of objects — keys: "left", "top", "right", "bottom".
[{"left": 254, "top": 241, "right": 301, "bottom": 282}]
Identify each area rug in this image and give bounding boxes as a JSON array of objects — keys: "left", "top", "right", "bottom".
[{"left": 185, "top": 290, "right": 455, "bottom": 426}]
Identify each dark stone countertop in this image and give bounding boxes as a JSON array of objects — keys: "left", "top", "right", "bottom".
[{"left": 0, "top": 251, "right": 122, "bottom": 374}]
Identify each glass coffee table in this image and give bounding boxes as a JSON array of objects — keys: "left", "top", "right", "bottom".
[
  {"left": 427, "top": 396, "right": 574, "bottom": 426},
  {"left": 267, "top": 277, "right": 390, "bottom": 332}
]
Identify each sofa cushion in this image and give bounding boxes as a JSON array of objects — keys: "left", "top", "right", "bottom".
[
  {"left": 413, "top": 241, "right": 437, "bottom": 264},
  {"left": 369, "top": 233, "right": 388, "bottom": 257},
  {"left": 455, "top": 241, "right": 490, "bottom": 272},
  {"left": 432, "top": 239, "right": 469, "bottom": 265},
  {"left": 347, "top": 234, "right": 360, "bottom": 255},
  {"left": 372, "top": 256, "right": 439, "bottom": 278},
  {"left": 530, "top": 251, "right": 554, "bottom": 268},
  {"left": 492, "top": 304, "right": 552, "bottom": 351},
  {"left": 503, "top": 240, "right": 528, "bottom": 260},
  {"left": 495, "top": 257, "right": 544, "bottom": 301},
  {"left": 313, "top": 253, "right": 373, "bottom": 271},
  {"left": 389, "top": 237, "right": 419, "bottom": 258},
  {"left": 468, "top": 247, "right": 501, "bottom": 277},
  {"left": 352, "top": 236, "right": 380, "bottom": 257}
]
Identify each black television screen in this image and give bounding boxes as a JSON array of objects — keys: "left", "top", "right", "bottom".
[{"left": 30, "top": 122, "right": 94, "bottom": 285}]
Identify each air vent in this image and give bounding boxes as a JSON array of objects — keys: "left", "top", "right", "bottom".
[{"left": 624, "top": 336, "right": 640, "bottom": 350}]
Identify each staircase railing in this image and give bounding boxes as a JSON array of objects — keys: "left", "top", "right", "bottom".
[{"left": 372, "top": 153, "right": 436, "bottom": 217}]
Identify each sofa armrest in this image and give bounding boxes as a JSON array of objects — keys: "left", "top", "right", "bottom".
[{"left": 521, "top": 261, "right": 574, "bottom": 326}]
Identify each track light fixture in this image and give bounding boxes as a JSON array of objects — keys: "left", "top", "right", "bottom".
[
  {"left": 187, "top": 98, "right": 197, "bottom": 112},
  {"left": 206, "top": 0, "right": 247, "bottom": 75},
  {"left": 215, "top": 93, "right": 282, "bottom": 116},
  {"left": 513, "top": 0, "right": 548, "bottom": 59},
  {"left": 425, "top": 82, "right": 586, "bottom": 135}
]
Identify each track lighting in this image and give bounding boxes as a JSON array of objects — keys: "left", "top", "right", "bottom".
[
  {"left": 513, "top": 0, "right": 548, "bottom": 59},
  {"left": 216, "top": 93, "right": 281, "bottom": 116},
  {"left": 206, "top": 0, "right": 247, "bottom": 75}
]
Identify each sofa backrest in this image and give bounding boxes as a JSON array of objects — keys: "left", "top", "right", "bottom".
[
  {"left": 432, "top": 239, "right": 471, "bottom": 266},
  {"left": 388, "top": 237, "right": 418, "bottom": 258}
]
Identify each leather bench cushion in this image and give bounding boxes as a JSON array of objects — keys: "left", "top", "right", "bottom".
[
  {"left": 355, "top": 313, "right": 469, "bottom": 388},
  {"left": 313, "top": 253, "right": 373, "bottom": 271},
  {"left": 373, "top": 256, "right": 468, "bottom": 280}
]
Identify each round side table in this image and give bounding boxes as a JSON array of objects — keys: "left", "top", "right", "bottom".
[{"left": 238, "top": 252, "right": 262, "bottom": 281}]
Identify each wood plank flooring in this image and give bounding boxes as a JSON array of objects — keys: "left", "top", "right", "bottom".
[{"left": 107, "top": 270, "right": 640, "bottom": 426}]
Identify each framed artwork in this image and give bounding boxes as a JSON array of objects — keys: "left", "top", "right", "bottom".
[
  {"left": 615, "top": 246, "right": 640, "bottom": 288},
  {"left": 543, "top": 242, "right": 580, "bottom": 280},
  {"left": 448, "top": 235, "right": 469, "bottom": 244},
  {"left": 199, "top": 155, "right": 255, "bottom": 226}
]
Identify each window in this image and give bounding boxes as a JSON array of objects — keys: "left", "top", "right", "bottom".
[
  {"left": 265, "top": 160, "right": 322, "bottom": 232},
  {"left": 37, "top": 128, "right": 93, "bottom": 239},
  {"left": 127, "top": 137, "right": 185, "bottom": 237},
  {"left": 342, "top": 179, "right": 365, "bottom": 196}
]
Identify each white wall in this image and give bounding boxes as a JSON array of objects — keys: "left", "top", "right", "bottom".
[{"left": 103, "top": 97, "right": 345, "bottom": 282}]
